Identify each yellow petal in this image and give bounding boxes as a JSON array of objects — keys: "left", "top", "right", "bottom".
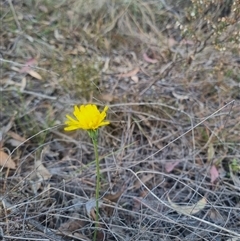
[
  {"left": 65, "top": 115, "right": 79, "bottom": 125},
  {"left": 103, "top": 106, "right": 109, "bottom": 112},
  {"left": 64, "top": 104, "right": 110, "bottom": 131}
]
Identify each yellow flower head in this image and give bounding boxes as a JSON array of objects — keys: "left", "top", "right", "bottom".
[{"left": 64, "top": 104, "right": 110, "bottom": 131}]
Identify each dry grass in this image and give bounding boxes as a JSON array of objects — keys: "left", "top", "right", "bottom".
[{"left": 1, "top": 0, "right": 240, "bottom": 240}]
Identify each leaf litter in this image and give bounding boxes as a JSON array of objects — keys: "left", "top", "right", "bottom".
[
  {"left": 0, "top": 151, "right": 16, "bottom": 170},
  {"left": 1, "top": 1, "right": 240, "bottom": 241}
]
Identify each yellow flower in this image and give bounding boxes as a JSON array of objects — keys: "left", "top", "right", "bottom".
[{"left": 64, "top": 104, "right": 110, "bottom": 131}]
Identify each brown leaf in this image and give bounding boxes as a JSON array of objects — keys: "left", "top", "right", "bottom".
[
  {"left": 168, "top": 37, "right": 177, "bottom": 47},
  {"left": 11, "top": 66, "right": 20, "bottom": 72},
  {"left": 0, "top": 150, "right": 16, "bottom": 169},
  {"left": 168, "top": 196, "right": 206, "bottom": 215},
  {"left": 57, "top": 229, "right": 91, "bottom": 241},
  {"left": 104, "top": 185, "right": 126, "bottom": 202},
  {"left": 210, "top": 165, "right": 219, "bottom": 183},
  {"left": 165, "top": 161, "right": 180, "bottom": 173},
  {"left": 59, "top": 214, "right": 85, "bottom": 232},
  {"left": 116, "top": 67, "right": 139, "bottom": 78},
  {"left": 134, "top": 174, "right": 154, "bottom": 189},
  {"left": 8, "top": 131, "right": 26, "bottom": 143},
  {"left": 172, "top": 90, "right": 190, "bottom": 100},
  {"left": 209, "top": 208, "right": 224, "bottom": 222},
  {"left": 131, "top": 75, "right": 139, "bottom": 83},
  {"left": 7, "top": 139, "right": 23, "bottom": 147},
  {"left": 30, "top": 160, "right": 52, "bottom": 193},
  {"left": 27, "top": 70, "right": 42, "bottom": 80},
  {"left": 19, "top": 58, "right": 37, "bottom": 73},
  {"left": 100, "top": 93, "right": 114, "bottom": 102},
  {"left": 143, "top": 53, "right": 158, "bottom": 63},
  {"left": 34, "top": 160, "right": 52, "bottom": 180},
  {"left": 77, "top": 45, "right": 86, "bottom": 53}
]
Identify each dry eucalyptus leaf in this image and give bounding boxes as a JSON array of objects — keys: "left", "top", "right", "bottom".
[
  {"left": 131, "top": 75, "right": 139, "bottom": 83},
  {"left": 168, "top": 196, "right": 206, "bottom": 215},
  {"left": 210, "top": 165, "right": 219, "bottom": 183},
  {"left": 30, "top": 160, "right": 52, "bottom": 193},
  {"left": 104, "top": 191, "right": 123, "bottom": 203},
  {"left": 59, "top": 213, "right": 85, "bottom": 232},
  {"left": 8, "top": 131, "right": 26, "bottom": 143},
  {"left": 209, "top": 208, "right": 224, "bottom": 223},
  {"left": 0, "top": 150, "right": 16, "bottom": 169},
  {"left": 11, "top": 66, "right": 20, "bottom": 72},
  {"left": 143, "top": 53, "right": 158, "bottom": 63},
  {"left": 29, "top": 179, "right": 41, "bottom": 194},
  {"left": 7, "top": 139, "right": 23, "bottom": 147},
  {"left": 165, "top": 161, "right": 180, "bottom": 173},
  {"left": 100, "top": 93, "right": 114, "bottom": 102},
  {"left": 19, "top": 58, "right": 37, "bottom": 73},
  {"left": 134, "top": 173, "right": 154, "bottom": 189},
  {"left": 104, "top": 184, "right": 126, "bottom": 202},
  {"left": 168, "top": 37, "right": 178, "bottom": 47},
  {"left": 28, "top": 70, "right": 42, "bottom": 80},
  {"left": 116, "top": 67, "right": 139, "bottom": 78},
  {"left": 7, "top": 131, "right": 26, "bottom": 147},
  {"left": 172, "top": 90, "right": 189, "bottom": 100},
  {"left": 34, "top": 160, "right": 52, "bottom": 180},
  {"left": 57, "top": 229, "right": 91, "bottom": 241},
  {"left": 77, "top": 45, "right": 86, "bottom": 53}
]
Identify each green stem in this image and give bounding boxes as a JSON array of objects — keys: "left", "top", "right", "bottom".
[{"left": 90, "top": 131, "right": 100, "bottom": 241}]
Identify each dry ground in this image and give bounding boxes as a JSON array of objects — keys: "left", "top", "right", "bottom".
[{"left": 1, "top": 0, "right": 240, "bottom": 240}]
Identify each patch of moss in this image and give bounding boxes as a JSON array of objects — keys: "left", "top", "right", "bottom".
[{"left": 60, "top": 59, "right": 101, "bottom": 100}]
